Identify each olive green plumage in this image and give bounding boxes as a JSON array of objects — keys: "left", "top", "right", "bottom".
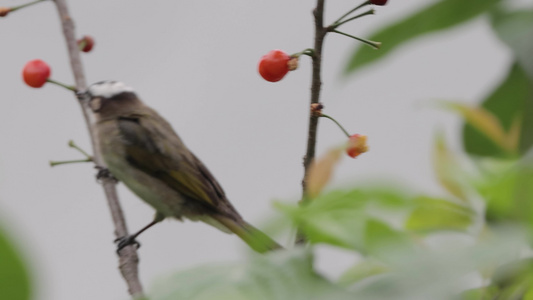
[{"left": 87, "top": 81, "right": 280, "bottom": 253}]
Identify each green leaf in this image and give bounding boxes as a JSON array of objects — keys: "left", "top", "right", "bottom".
[
  {"left": 275, "top": 191, "right": 368, "bottom": 250},
  {"left": 359, "top": 186, "right": 412, "bottom": 208},
  {"left": 352, "top": 229, "right": 526, "bottom": 300},
  {"left": 460, "top": 286, "right": 499, "bottom": 300},
  {"left": 433, "top": 132, "right": 471, "bottom": 202},
  {"left": 148, "top": 248, "right": 353, "bottom": 300},
  {"left": 405, "top": 196, "right": 474, "bottom": 233},
  {"left": 338, "top": 259, "right": 388, "bottom": 287},
  {"left": 526, "top": 286, "right": 533, "bottom": 300},
  {"left": 490, "top": 258, "right": 533, "bottom": 300},
  {"left": 0, "top": 224, "right": 32, "bottom": 300},
  {"left": 440, "top": 101, "right": 516, "bottom": 154},
  {"left": 344, "top": 0, "right": 501, "bottom": 74},
  {"left": 365, "top": 219, "right": 414, "bottom": 263},
  {"left": 475, "top": 158, "right": 533, "bottom": 227},
  {"left": 491, "top": 9, "right": 533, "bottom": 80},
  {"left": 463, "top": 63, "right": 533, "bottom": 157},
  {"left": 276, "top": 187, "right": 412, "bottom": 251}
]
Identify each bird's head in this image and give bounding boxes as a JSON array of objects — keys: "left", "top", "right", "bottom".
[{"left": 83, "top": 81, "right": 144, "bottom": 117}]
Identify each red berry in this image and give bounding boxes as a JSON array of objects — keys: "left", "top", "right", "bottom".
[
  {"left": 77, "top": 35, "right": 95, "bottom": 52},
  {"left": 22, "top": 59, "right": 51, "bottom": 88},
  {"left": 0, "top": 7, "right": 10, "bottom": 17},
  {"left": 258, "top": 50, "right": 291, "bottom": 82},
  {"left": 346, "top": 134, "right": 369, "bottom": 158},
  {"left": 370, "top": 0, "right": 388, "bottom": 5}
]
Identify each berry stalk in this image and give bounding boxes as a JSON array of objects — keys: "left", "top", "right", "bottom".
[
  {"left": 49, "top": 158, "right": 92, "bottom": 167},
  {"left": 320, "top": 114, "right": 351, "bottom": 137},
  {"left": 330, "top": 9, "right": 375, "bottom": 29},
  {"left": 332, "top": 30, "right": 381, "bottom": 49},
  {"left": 331, "top": 0, "right": 371, "bottom": 26},
  {"left": 46, "top": 78, "right": 76, "bottom": 91},
  {"left": 10, "top": 0, "right": 48, "bottom": 12}
]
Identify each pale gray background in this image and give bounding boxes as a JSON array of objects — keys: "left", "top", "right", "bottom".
[{"left": 0, "top": 0, "right": 528, "bottom": 299}]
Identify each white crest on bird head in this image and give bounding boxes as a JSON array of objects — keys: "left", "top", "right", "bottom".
[{"left": 87, "top": 81, "right": 135, "bottom": 98}]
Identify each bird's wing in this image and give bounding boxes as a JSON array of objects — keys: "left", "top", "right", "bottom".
[{"left": 116, "top": 112, "right": 226, "bottom": 208}]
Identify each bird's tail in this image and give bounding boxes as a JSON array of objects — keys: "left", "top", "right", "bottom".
[{"left": 213, "top": 215, "right": 282, "bottom": 253}]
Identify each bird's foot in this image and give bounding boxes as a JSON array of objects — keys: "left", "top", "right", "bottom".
[
  {"left": 95, "top": 166, "right": 118, "bottom": 183},
  {"left": 114, "top": 235, "right": 141, "bottom": 254}
]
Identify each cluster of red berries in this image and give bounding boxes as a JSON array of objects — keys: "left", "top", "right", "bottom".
[
  {"left": 22, "top": 35, "right": 95, "bottom": 88},
  {"left": 257, "top": 1, "right": 388, "bottom": 83},
  {"left": 258, "top": 49, "right": 369, "bottom": 158}
]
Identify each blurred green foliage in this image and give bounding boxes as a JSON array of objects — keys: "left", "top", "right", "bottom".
[
  {"left": 3, "top": 1, "right": 532, "bottom": 300},
  {"left": 346, "top": 0, "right": 533, "bottom": 159},
  {"left": 344, "top": 0, "right": 501, "bottom": 73},
  {"left": 0, "top": 222, "right": 32, "bottom": 300},
  {"left": 462, "top": 63, "right": 532, "bottom": 158},
  {"left": 148, "top": 249, "right": 353, "bottom": 300},
  {"left": 148, "top": 155, "right": 533, "bottom": 299},
  {"left": 463, "top": 7, "right": 533, "bottom": 158},
  {"left": 146, "top": 1, "right": 533, "bottom": 300}
]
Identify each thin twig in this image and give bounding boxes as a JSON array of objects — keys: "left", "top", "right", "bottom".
[
  {"left": 52, "top": 0, "right": 145, "bottom": 298},
  {"left": 330, "top": 9, "right": 374, "bottom": 29},
  {"left": 68, "top": 140, "right": 92, "bottom": 159},
  {"left": 50, "top": 158, "right": 92, "bottom": 167},
  {"left": 10, "top": 0, "right": 47, "bottom": 12},
  {"left": 321, "top": 114, "right": 351, "bottom": 137},
  {"left": 46, "top": 78, "right": 76, "bottom": 91},
  {"left": 331, "top": 0, "right": 370, "bottom": 25},
  {"left": 332, "top": 29, "right": 381, "bottom": 49},
  {"left": 297, "top": 0, "right": 327, "bottom": 245}
]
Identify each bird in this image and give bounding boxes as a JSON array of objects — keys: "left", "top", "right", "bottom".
[{"left": 82, "top": 80, "right": 281, "bottom": 253}]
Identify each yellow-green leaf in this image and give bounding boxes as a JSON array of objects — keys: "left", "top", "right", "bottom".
[
  {"left": 433, "top": 132, "right": 469, "bottom": 202},
  {"left": 307, "top": 148, "right": 343, "bottom": 199},
  {"left": 405, "top": 196, "right": 474, "bottom": 233},
  {"left": 463, "top": 63, "right": 533, "bottom": 158},
  {"left": 440, "top": 101, "right": 516, "bottom": 154}
]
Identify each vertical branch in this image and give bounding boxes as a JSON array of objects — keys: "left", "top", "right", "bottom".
[
  {"left": 297, "top": 0, "right": 327, "bottom": 244},
  {"left": 52, "top": 0, "right": 145, "bottom": 298}
]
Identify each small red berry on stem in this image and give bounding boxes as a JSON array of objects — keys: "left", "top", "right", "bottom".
[
  {"left": 346, "top": 134, "right": 369, "bottom": 158},
  {"left": 258, "top": 50, "right": 291, "bottom": 82},
  {"left": 22, "top": 59, "right": 51, "bottom": 88},
  {"left": 0, "top": 7, "right": 10, "bottom": 17},
  {"left": 370, "top": 0, "right": 388, "bottom": 6},
  {"left": 77, "top": 35, "right": 95, "bottom": 52}
]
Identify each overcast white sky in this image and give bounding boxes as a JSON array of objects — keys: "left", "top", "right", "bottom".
[{"left": 0, "top": 0, "right": 525, "bottom": 299}]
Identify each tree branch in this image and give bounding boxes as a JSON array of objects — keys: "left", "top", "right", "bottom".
[
  {"left": 297, "top": 0, "right": 327, "bottom": 245},
  {"left": 52, "top": 0, "right": 145, "bottom": 298}
]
